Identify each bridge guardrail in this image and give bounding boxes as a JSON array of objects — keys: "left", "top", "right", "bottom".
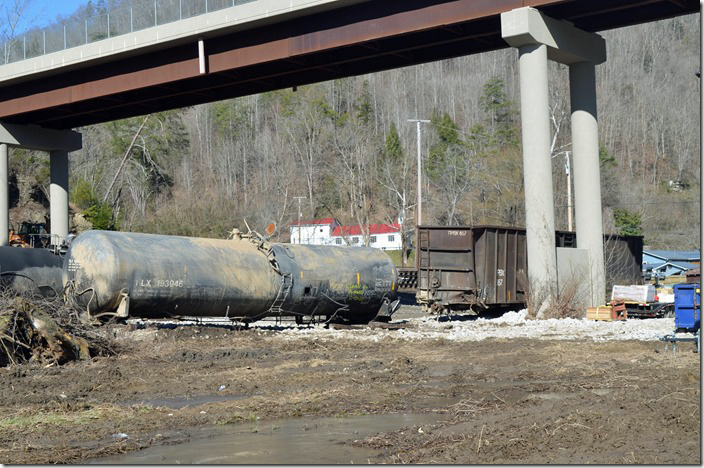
[{"left": 2, "top": 0, "right": 256, "bottom": 65}]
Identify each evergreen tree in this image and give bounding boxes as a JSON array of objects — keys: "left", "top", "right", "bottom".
[
  {"left": 613, "top": 208, "right": 643, "bottom": 237},
  {"left": 427, "top": 111, "right": 463, "bottom": 182},
  {"left": 382, "top": 122, "right": 403, "bottom": 163},
  {"left": 479, "top": 77, "right": 517, "bottom": 146}
]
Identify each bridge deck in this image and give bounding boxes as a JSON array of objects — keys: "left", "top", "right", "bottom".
[{"left": 0, "top": 0, "right": 697, "bottom": 129}]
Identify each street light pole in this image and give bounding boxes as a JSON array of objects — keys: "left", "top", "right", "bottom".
[{"left": 293, "top": 196, "right": 306, "bottom": 244}]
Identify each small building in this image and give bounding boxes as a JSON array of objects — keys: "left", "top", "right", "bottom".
[
  {"left": 331, "top": 223, "right": 403, "bottom": 250},
  {"left": 685, "top": 267, "right": 700, "bottom": 284},
  {"left": 289, "top": 218, "right": 339, "bottom": 245},
  {"left": 642, "top": 250, "right": 701, "bottom": 279}
]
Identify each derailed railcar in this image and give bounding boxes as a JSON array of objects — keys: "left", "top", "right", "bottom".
[
  {"left": 414, "top": 226, "right": 527, "bottom": 314},
  {"left": 63, "top": 230, "right": 399, "bottom": 324},
  {"left": 554, "top": 230, "right": 644, "bottom": 286},
  {"left": 0, "top": 246, "right": 63, "bottom": 297},
  {"left": 411, "top": 225, "right": 643, "bottom": 314}
]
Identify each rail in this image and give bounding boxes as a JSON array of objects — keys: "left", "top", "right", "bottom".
[{"left": 2, "top": 0, "right": 257, "bottom": 65}]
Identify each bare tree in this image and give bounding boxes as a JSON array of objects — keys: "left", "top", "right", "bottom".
[{"left": 0, "top": 0, "right": 44, "bottom": 63}]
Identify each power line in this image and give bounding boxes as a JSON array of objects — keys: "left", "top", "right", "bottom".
[
  {"left": 606, "top": 200, "right": 700, "bottom": 207},
  {"left": 553, "top": 200, "right": 700, "bottom": 209}
]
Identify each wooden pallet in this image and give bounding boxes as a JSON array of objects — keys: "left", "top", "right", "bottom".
[{"left": 586, "top": 303, "right": 627, "bottom": 321}]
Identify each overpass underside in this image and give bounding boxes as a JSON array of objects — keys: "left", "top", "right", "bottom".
[
  {"left": 0, "top": 0, "right": 698, "bottom": 307},
  {"left": 0, "top": 0, "right": 697, "bottom": 129}
]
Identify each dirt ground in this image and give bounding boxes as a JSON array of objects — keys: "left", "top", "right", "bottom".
[{"left": 0, "top": 306, "right": 700, "bottom": 464}]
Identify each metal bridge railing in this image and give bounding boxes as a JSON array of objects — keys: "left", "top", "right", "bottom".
[{"left": 2, "top": 0, "right": 256, "bottom": 65}]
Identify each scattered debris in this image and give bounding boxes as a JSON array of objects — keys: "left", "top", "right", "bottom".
[{"left": 0, "top": 295, "right": 118, "bottom": 367}]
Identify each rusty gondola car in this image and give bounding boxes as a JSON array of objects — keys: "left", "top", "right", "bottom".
[
  {"left": 63, "top": 230, "right": 399, "bottom": 324},
  {"left": 400, "top": 225, "right": 642, "bottom": 314}
]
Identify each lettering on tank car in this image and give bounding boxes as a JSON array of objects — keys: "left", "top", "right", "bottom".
[
  {"left": 348, "top": 284, "right": 377, "bottom": 303},
  {"left": 134, "top": 278, "right": 185, "bottom": 288},
  {"left": 347, "top": 283, "right": 368, "bottom": 301},
  {"left": 67, "top": 258, "right": 80, "bottom": 272},
  {"left": 156, "top": 279, "right": 185, "bottom": 288},
  {"left": 375, "top": 278, "right": 392, "bottom": 290}
]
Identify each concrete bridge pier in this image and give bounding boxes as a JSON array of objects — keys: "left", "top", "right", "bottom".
[
  {"left": 0, "top": 123, "right": 82, "bottom": 247},
  {"left": 517, "top": 41, "right": 557, "bottom": 313},
  {"left": 502, "top": 7, "right": 607, "bottom": 312},
  {"left": 569, "top": 61, "right": 606, "bottom": 308},
  {"left": 50, "top": 150, "right": 70, "bottom": 247}
]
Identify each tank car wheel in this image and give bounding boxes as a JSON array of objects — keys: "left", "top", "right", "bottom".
[{"left": 430, "top": 303, "right": 445, "bottom": 315}]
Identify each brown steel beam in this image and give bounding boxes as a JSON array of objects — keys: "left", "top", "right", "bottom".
[
  {"left": 0, "top": 0, "right": 697, "bottom": 129},
  {"left": 0, "top": 0, "right": 563, "bottom": 125},
  {"left": 35, "top": 21, "right": 503, "bottom": 126},
  {"left": 207, "top": 0, "right": 536, "bottom": 73},
  {"left": 0, "top": 58, "right": 201, "bottom": 119}
]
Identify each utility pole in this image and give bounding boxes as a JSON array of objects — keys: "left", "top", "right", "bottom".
[
  {"left": 293, "top": 196, "right": 306, "bottom": 244},
  {"left": 553, "top": 150, "right": 573, "bottom": 231},
  {"left": 409, "top": 119, "right": 430, "bottom": 271},
  {"left": 408, "top": 119, "right": 430, "bottom": 227},
  {"left": 564, "top": 151, "right": 572, "bottom": 231}
]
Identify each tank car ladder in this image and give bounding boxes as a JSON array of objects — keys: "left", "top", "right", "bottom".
[
  {"left": 418, "top": 228, "right": 431, "bottom": 285},
  {"left": 269, "top": 272, "right": 293, "bottom": 315}
]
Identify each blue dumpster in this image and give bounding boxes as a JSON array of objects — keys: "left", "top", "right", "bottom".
[{"left": 674, "top": 283, "right": 700, "bottom": 333}]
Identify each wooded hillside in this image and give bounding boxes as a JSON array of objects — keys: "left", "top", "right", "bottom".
[{"left": 6, "top": 4, "right": 701, "bottom": 249}]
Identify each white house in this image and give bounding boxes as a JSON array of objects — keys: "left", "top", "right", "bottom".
[
  {"left": 331, "top": 223, "right": 404, "bottom": 250},
  {"left": 289, "top": 218, "right": 339, "bottom": 245},
  {"left": 289, "top": 218, "right": 407, "bottom": 251}
]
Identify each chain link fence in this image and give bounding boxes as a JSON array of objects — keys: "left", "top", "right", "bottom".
[{"left": 2, "top": 0, "right": 256, "bottom": 64}]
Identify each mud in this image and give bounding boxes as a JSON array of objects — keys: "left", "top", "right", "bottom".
[
  {"left": 0, "top": 307, "right": 699, "bottom": 464},
  {"left": 95, "top": 413, "right": 451, "bottom": 464}
]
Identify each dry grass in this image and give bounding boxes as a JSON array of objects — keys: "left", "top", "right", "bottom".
[{"left": 519, "top": 271, "right": 586, "bottom": 320}]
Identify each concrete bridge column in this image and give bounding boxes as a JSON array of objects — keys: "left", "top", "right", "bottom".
[
  {"left": 0, "top": 123, "right": 81, "bottom": 248},
  {"left": 518, "top": 42, "right": 557, "bottom": 312},
  {"left": 50, "top": 150, "right": 69, "bottom": 246},
  {"left": 570, "top": 61, "right": 606, "bottom": 306},
  {"left": 502, "top": 7, "right": 607, "bottom": 311},
  {"left": 0, "top": 144, "right": 8, "bottom": 246}
]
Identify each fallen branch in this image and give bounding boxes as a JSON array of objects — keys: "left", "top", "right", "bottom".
[
  {"left": 552, "top": 423, "right": 591, "bottom": 436},
  {"left": 476, "top": 424, "right": 486, "bottom": 454}
]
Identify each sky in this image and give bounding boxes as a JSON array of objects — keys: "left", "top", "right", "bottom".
[{"left": 14, "top": 0, "right": 85, "bottom": 32}]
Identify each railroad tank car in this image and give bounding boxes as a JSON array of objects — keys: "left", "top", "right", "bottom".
[
  {"left": 62, "top": 230, "right": 398, "bottom": 324},
  {"left": 0, "top": 246, "right": 63, "bottom": 297}
]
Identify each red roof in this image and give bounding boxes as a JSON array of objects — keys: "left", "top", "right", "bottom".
[
  {"left": 331, "top": 223, "right": 400, "bottom": 237},
  {"left": 289, "top": 217, "right": 336, "bottom": 226}
]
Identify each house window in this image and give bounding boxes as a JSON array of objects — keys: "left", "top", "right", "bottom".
[
  {"left": 388, "top": 235, "right": 395, "bottom": 242},
  {"left": 370, "top": 236, "right": 377, "bottom": 243},
  {"left": 352, "top": 237, "right": 359, "bottom": 244},
  {"left": 335, "top": 238, "right": 342, "bottom": 245}
]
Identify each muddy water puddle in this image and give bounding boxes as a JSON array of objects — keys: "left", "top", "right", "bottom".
[
  {"left": 93, "top": 412, "right": 447, "bottom": 464},
  {"left": 120, "top": 394, "right": 250, "bottom": 409}
]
